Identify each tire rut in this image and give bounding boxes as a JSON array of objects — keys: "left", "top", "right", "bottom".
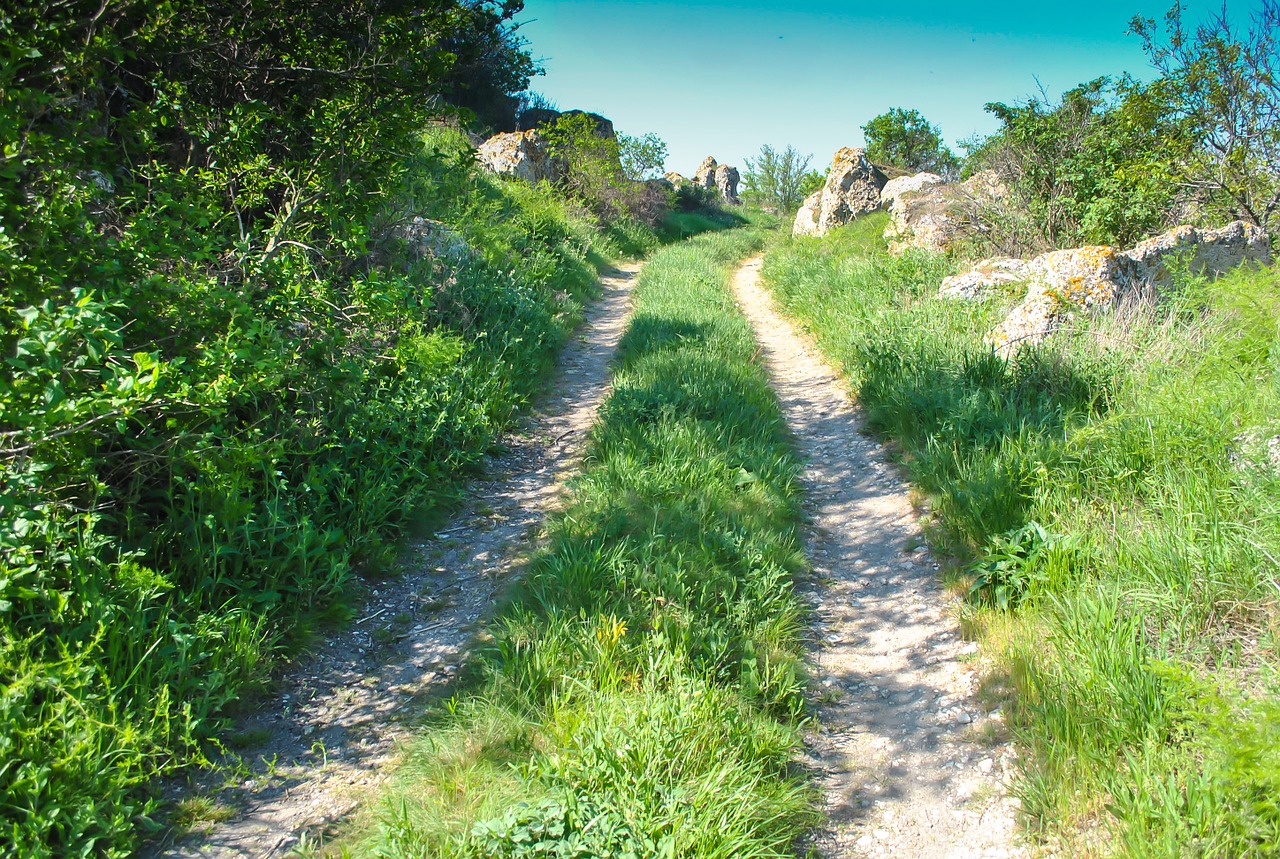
[
  {"left": 152, "top": 263, "right": 642, "bottom": 859},
  {"left": 730, "top": 256, "right": 1024, "bottom": 859}
]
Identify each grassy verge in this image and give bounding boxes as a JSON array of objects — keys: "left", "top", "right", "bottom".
[
  {"left": 0, "top": 114, "right": 743, "bottom": 857},
  {"left": 337, "top": 217, "right": 817, "bottom": 858},
  {"left": 761, "top": 214, "right": 1280, "bottom": 856}
]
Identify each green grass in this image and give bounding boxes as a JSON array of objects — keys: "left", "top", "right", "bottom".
[
  {"left": 340, "top": 217, "right": 816, "bottom": 858},
  {"left": 762, "top": 215, "right": 1280, "bottom": 856},
  {"left": 0, "top": 114, "right": 741, "bottom": 858}
]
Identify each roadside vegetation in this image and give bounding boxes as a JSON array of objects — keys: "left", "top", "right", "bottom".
[
  {"left": 333, "top": 218, "right": 818, "bottom": 858},
  {"left": 0, "top": 3, "right": 736, "bottom": 855},
  {"left": 762, "top": 210, "right": 1280, "bottom": 855}
]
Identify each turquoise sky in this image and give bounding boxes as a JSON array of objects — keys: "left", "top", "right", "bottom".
[{"left": 516, "top": 1, "right": 1251, "bottom": 176}]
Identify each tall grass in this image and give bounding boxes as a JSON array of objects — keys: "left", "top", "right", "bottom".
[
  {"left": 349, "top": 217, "right": 817, "bottom": 858},
  {"left": 762, "top": 214, "right": 1280, "bottom": 856}
]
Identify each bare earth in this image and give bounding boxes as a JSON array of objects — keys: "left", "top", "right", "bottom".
[
  {"left": 730, "top": 257, "right": 1025, "bottom": 859},
  {"left": 153, "top": 263, "right": 642, "bottom": 859}
]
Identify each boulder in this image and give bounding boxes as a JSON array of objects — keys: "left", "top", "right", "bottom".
[
  {"left": 792, "top": 191, "right": 823, "bottom": 238},
  {"left": 715, "top": 164, "right": 741, "bottom": 205},
  {"left": 690, "top": 157, "right": 742, "bottom": 204},
  {"left": 938, "top": 257, "right": 1035, "bottom": 301},
  {"left": 986, "top": 246, "right": 1135, "bottom": 354},
  {"left": 476, "top": 130, "right": 561, "bottom": 183},
  {"left": 399, "top": 216, "right": 475, "bottom": 267},
  {"left": 980, "top": 221, "right": 1270, "bottom": 355},
  {"left": 695, "top": 156, "right": 719, "bottom": 189},
  {"left": 884, "top": 170, "right": 1008, "bottom": 254},
  {"left": 664, "top": 172, "right": 689, "bottom": 188},
  {"left": 792, "top": 147, "right": 887, "bottom": 237},
  {"left": 880, "top": 172, "right": 945, "bottom": 209},
  {"left": 1121, "top": 221, "right": 1271, "bottom": 286}
]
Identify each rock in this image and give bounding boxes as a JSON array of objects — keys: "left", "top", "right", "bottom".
[
  {"left": 715, "top": 163, "right": 741, "bottom": 205},
  {"left": 884, "top": 170, "right": 1009, "bottom": 254},
  {"left": 986, "top": 245, "right": 1134, "bottom": 354},
  {"left": 1121, "top": 221, "right": 1271, "bottom": 286},
  {"left": 792, "top": 190, "right": 824, "bottom": 238},
  {"left": 398, "top": 216, "right": 475, "bottom": 266},
  {"left": 939, "top": 257, "right": 1036, "bottom": 301},
  {"left": 694, "top": 156, "right": 719, "bottom": 189},
  {"left": 690, "top": 157, "right": 742, "bottom": 204},
  {"left": 475, "top": 130, "right": 561, "bottom": 183},
  {"left": 791, "top": 147, "right": 887, "bottom": 237},
  {"left": 983, "top": 221, "right": 1271, "bottom": 355},
  {"left": 664, "top": 172, "right": 689, "bottom": 188},
  {"left": 880, "top": 171, "right": 945, "bottom": 209}
]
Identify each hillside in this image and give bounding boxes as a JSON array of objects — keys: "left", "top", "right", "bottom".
[{"left": 4, "top": 3, "right": 1280, "bottom": 859}]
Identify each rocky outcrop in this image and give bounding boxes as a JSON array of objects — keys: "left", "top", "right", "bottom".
[
  {"left": 1121, "top": 221, "right": 1271, "bottom": 286},
  {"left": 970, "top": 221, "right": 1271, "bottom": 354},
  {"left": 791, "top": 147, "right": 887, "bottom": 237},
  {"left": 985, "top": 246, "right": 1135, "bottom": 353},
  {"left": 695, "top": 157, "right": 719, "bottom": 189},
  {"left": 880, "top": 172, "right": 945, "bottom": 209},
  {"left": 938, "top": 257, "right": 1035, "bottom": 301},
  {"left": 691, "top": 157, "right": 742, "bottom": 204},
  {"left": 715, "top": 164, "right": 741, "bottom": 205},
  {"left": 476, "top": 130, "right": 561, "bottom": 183},
  {"left": 664, "top": 172, "right": 689, "bottom": 188},
  {"left": 884, "top": 170, "right": 1008, "bottom": 254}
]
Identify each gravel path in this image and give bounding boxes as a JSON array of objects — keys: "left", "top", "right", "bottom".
[
  {"left": 730, "top": 256, "right": 1025, "bottom": 859},
  {"left": 153, "top": 263, "right": 642, "bottom": 859}
]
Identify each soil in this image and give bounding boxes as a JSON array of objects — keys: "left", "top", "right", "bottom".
[
  {"left": 730, "top": 256, "right": 1026, "bottom": 859},
  {"left": 151, "top": 263, "right": 643, "bottom": 859}
]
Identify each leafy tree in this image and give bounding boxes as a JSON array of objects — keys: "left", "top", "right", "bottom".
[
  {"left": 966, "top": 77, "right": 1191, "bottom": 250},
  {"left": 1131, "top": 1, "right": 1280, "bottom": 234},
  {"left": 742, "top": 145, "right": 814, "bottom": 212},
  {"left": 862, "top": 108, "right": 961, "bottom": 179},
  {"left": 619, "top": 132, "right": 670, "bottom": 181},
  {"left": 798, "top": 169, "right": 827, "bottom": 201},
  {"left": 542, "top": 114, "right": 668, "bottom": 222}
]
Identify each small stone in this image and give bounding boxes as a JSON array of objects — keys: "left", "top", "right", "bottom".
[{"left": 856, "top": 835, "right": 874, "bottom": 848}]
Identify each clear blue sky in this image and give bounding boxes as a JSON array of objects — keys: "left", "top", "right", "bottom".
[{"left": 515, "top": 0, "right": 1253, "bottom": 176}]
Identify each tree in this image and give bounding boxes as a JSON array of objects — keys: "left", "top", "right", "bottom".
[
  {"left": 964, "top": 77, "right": 1189, "bottom": 251},
  {"left": 862, "top": 108, "right": 961, "bottom": 179},
  {"left": 742, "top": 145, "right": 813, "bottom": 212},
  {"left": 618, "top": 132, "right": 669, "bottom": 181},
  {"left": 1131, "top": 1, "right": 1280, "bottom": 234}
]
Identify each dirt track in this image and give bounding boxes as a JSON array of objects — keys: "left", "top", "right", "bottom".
[
  {"left": 731, "top": 256, "right": 1024, "bottom": 859},
  {"left": 155, "top": 264, "right": 641, "bottom": 859}
]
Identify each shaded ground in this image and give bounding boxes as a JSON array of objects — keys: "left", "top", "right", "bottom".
[
  {"left": 152, "top": 264, "right": 642, "bottom": 859},
  {"left": 731, "top": 256, "right": 1024, "bottom": 859}
]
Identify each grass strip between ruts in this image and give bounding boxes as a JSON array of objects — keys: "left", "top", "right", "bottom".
[{"left": 357, "top": 219, "right": 820, "bottom": 858}]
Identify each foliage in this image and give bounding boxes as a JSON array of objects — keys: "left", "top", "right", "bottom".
[
  {"left": 0, "top": 1, "right": 670, "bottom": 852},
  {"left": 742, "top": 145, "right": 814, "bottom": 213},
  {"left": 797, "top": 169, "right": 827, "bottom": 201},
  {"left": 764, "top": 223, "right": 1280, "bottom": 855},
  {"left": 862, "top": 108, "right": 961, "bottom": 179},
  {"left": 542, "top": 114, "right": 667, "bottom": 223},
  {"left": 965, "top": 77, "right": 1191, "bottom": 251},
  {"left": 352, "top": 220, "right": 816, "bottom": 858},
  {"left": 1131, "top": 1, "right": 1280, "bottom": 236},
  {"left": 618, "top": 132, "right": 670, "bottom": 181},
  {"left": 967, "top": 522, "right": 1079, "bottom": 611}
]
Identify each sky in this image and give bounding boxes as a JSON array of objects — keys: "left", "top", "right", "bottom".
[{"left": 515, "top": 0, "right": 1254, "bottom": 176}]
